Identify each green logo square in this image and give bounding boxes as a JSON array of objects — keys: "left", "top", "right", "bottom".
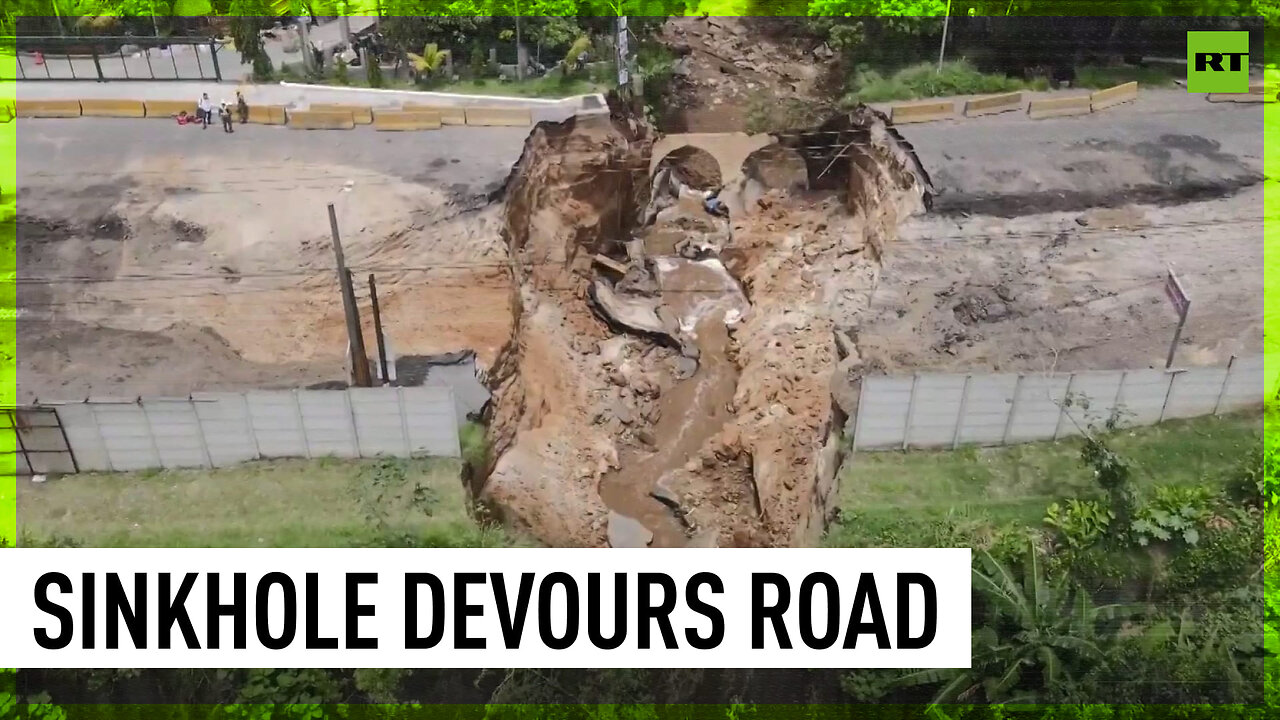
[{"left": 1187, "top": 31, "right": 1250, "bottom": 93}]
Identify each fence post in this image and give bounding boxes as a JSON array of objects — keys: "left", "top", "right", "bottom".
[
  {"left": 88, "top": 403, "right": 114, "bottom": 472},
  {"left": 1053, "top": 373, "right": 1076, "bottom": 441},
  {"left": 52, "top": 408, "right": 79, "bottom": 474},
  {"left": 1213, "top": 355, "right": 1236, "bottom": 416},
  {"left": 90, "top": 47, "right": 104, "bottom": 81},
  {"left": 850, "top": 377, "right": 867, "bottom": 453},
  {"left": 345, "top": 389, "right": 362, "bottom": 458},
  {"left": 902, "top": 374, "right": 920, "bottom": 450},
  {"left": 210, "top": 39, "right": 223, "bottom": 81},
  {"left": 137, "top": 399, "right": 165, "bottom": 469},
  {"left": 951, "top": 374, "right": 971, "bottom": 450},
  {"left": 242, "top": 393, "right": 263, "bottom": 461},
  {"left": 1001, "top": 374, "right": 1025, "bottom": 446},
  {"left": 293, "top": 390, "right": 313, "bottom": 459},
  {"left": 190, "top": 398, "right": 214, "bottom": 469},
  {"left": 1158, "top": 370, "right": 1180, "bottom": 424},
  {"left": 397, "top": 387, "right": 413, "bottom": 456}
]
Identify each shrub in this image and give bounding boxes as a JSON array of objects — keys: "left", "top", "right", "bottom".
[
  {"left": 334, "top": 58, "right": 349, "bottom": 85},
  {"left": 366, "top": 55, "right": 384, "bottom": 88},
  {"left": 1044, "top": 498, "right": 1112, "bottom": 549},
  {"left": 844, "top": 60, "right": 1029, "bottom": 104}
]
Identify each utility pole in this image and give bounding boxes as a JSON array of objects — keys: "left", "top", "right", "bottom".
[
  {"left": 515, "top": 3, "right": 523, "bottom": 81},
  {"left": 368, "top": 273, "right": 391, "bottom": 386},
  {"left": 937, "top": 0, "right": 953, "bottom": 72},
  {"left": 328, "top": 203, "right": 372, "bottom": 387},
  {"left": 298, "top": 17, "right": 313, "bottom": 74}
]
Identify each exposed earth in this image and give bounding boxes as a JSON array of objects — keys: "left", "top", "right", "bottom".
[{"left": 14, "top": 28, "right": 1264, "bottom": 548}]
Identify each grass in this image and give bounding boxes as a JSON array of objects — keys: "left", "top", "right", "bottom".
[
  {"left": 826, "top": 410, "right": 1261, "bottom": 548},
  {"left": 1074, "top": 62, "right": 1182, "bottom": 89},
  {"left": 843, "top": 59, "right": 1048, "bottom": 104},
  {"left": 278, "top": 62, "right": 606, "bottom": 99},
  {"left": 17, "top": 456, "right": 523, "bottom": 548}
]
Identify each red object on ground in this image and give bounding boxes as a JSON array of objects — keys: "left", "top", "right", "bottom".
[{"left": 34, "top": 51, "right": 44, "bottom": 65}]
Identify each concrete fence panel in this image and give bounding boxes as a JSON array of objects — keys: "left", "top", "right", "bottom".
[
  {"left": 16, "top": 99, "right": 82, "bottom": 118},
  {"left": 963, "top": 91, "right": 1023, "bottom": 117},
  {"left": 192, "top": 392, "right": 258, "bottom": 466},
  {"left": 286, "top": 109, "right": 354, "bottom": 130},
  {"left": 139, "top": 397, "right": 207, "bottom": 468},
  {"left": 246, "top": 391, "right": 310, "bottom": 458},
  {"left": 1027, "top": 95, "right": 1092, "bottom": 119},
  {"left": 43, "top": 388, "right": 461, "bottom": 476},
  {"left": 79, "top": 98, "right": 147, "bottom": 118},
  {"left": 464, "top": 106, "right": 532, "bottom": 126},
  {"left": 889, "top": 99, "right": 956, "bottom": 124},
  {"left": 402, "top": 104, "right": 467, "bottom": 124},
  {"left": 853, "top": 356, "right": 1262, "bottom": 452},
  {"left": 310, "top": 103, "right": 374, "bottom": 124},
  {"left": 373, "top": 110, "right": 443, "bottom": 131},
  {"left": 1089, "top": 81, "right": 1138, "bottom": 111}
]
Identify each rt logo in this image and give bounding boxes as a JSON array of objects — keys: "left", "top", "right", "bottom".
[{"left": 1187, "top": 31, "right": 1250, "bottom": 93}]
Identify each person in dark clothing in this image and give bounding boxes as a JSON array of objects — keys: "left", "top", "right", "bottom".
[
  {"left": 236, "top": 91, "right": 249, "bottom": 124},
  {"left": 219, "top": 102, "right": 234, "bottom": 133}
]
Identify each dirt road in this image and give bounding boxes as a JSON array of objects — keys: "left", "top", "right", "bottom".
[{"left": 17, "top": 118, "right": 527, "bottom": 402}]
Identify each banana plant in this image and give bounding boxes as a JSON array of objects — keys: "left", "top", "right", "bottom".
[
  {"left": 898, "top": 543, "right": 1137, "bottom": 705},
  {"left": 406, "top": 42, "right": 449, "bottom": 79}
]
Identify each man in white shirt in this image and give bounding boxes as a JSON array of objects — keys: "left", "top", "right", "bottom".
[{"left": 197, "top": 93, "right": 213, "bottom": 129}]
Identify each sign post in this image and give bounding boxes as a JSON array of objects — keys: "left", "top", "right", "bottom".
[{"left": 1164, "top": 268, "right": 1190, "bottom": 370}]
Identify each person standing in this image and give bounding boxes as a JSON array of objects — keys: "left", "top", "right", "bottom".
[
  {"left": 236, "top": 91, "right": 249, "bottom": 124},
  {"left": 219, "top": 101, "right": 234, "bottom": 133},
  {"left": 197, "top": 93, "right": 213, "bottom": 129}
]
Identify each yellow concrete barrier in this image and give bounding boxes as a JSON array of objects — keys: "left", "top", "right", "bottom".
[
  {"left": 402, "top": 104, "right": 466, "bottom": 124},
  {"left": 1206, "top": 82, "right": 1275, "bottom": 103},
  {"left": 286, "top": 109, "right": 356, "bottom": 130},
  {"left": 310, "top": 103, "right": 374, "bottom": 124},
  {"left": 962, "top": 91, "right": 1023, "bottom": 117},
  {"left": 888, "top": 99, "right": 955, "bottom": 124},
  {"left": 16, "top": 99, "right": 82, "bottom": 118},
  {"left": 1089, "top": 81, "right": 1138, "bottom": 111},
  {"left": 1027, "top": 94, "right": 1092, "bottom": 119},
  {"left": 247, "top": 105, "right": 288, "bottom": 125},
  {"left": 373, "top": 110, "right": 443, "bottom": 131},
  {"left": 79, "top": 98, "right": 147, "bottom": 118},
  {"left": 144, "top": 99, "right": 196, "bottom": 118},
  {"left": 464, "top": 106, "right": 533, "bottom": 127}
]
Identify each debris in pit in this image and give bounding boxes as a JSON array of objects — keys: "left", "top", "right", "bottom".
[
  {"left": 172, "top": 220, "right": 206, "bottom": 244},
  {"left": 607, "top": 512, "right": 654, "bottom": 548}
]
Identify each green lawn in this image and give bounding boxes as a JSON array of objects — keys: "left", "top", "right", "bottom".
[
  {"left": 17, "top": 456, "right": 519, "bottom": 548},
  {"left": 1074, "top": 62, "right": 1183, "bottom": 89},
  {"left": 827, "top": 411, "right": 1261, "bottom": 548}
]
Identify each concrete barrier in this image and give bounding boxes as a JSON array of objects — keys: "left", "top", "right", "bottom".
[
  {"left": 463, "top": 106, "right": 533, "bottom": 127},
  {"left": 79, "top": 98, "right": 147, "bottom": 118},
  {"left": 286, "top": 109, "right": 356, "bottom": 130},
  {"left": 310, "top": 103, "right": 374, "bottom": 124},
  {"left": 1089, "top": 81, "right": 1138, "bottom": 111},
  {"left": 1027, "top": 94, "right": 1092, "bottom": 119},
  {"left": 373, "top": 110, "right": 443, "bottom": 131},
  {"left": 1206, "top": 82, "right": 1275, "bottom": 103},
  {"left": 16, "top": 99, "right": 82, "bottom": 118},
  {"left": 403, "top": 104, "right": 466, "bottom": 124},
  {"left": 962, "top": 91, "right": 1023, "bottom": 117},
  {"left": 888, "top": 99, "right": 955, "bottom": 124},
  {"left": 247, "top": 105, "right": 288, "bottom": 125},
  {"left": 144, "top": 100, "right": 196, "bottom": 118}
]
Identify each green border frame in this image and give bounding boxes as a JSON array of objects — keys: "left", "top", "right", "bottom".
[{"left": 2, "top": 3, "right": 1275, "bottom": 719}]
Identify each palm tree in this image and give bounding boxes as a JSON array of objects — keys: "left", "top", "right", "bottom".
[
  {"left": 898, "top": 543, "right": 1135, "bottom": 705},
  {"left": 407, "top": 43, "right": 448, "bottom": 82}
]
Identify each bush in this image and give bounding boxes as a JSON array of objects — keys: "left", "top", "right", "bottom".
[
  {"left": 366, "top": 56, "right": 384, "bottom": 88},
  {"left": 844, "top": 60, "right": 1035, "bottom": 104},
  {"left": 334, "top": 58, "right": 350, "bottom": 86}
]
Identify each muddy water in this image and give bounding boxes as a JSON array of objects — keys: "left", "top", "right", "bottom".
[{"left": 599, "top": 258, "right": 749, "bottom": 547}]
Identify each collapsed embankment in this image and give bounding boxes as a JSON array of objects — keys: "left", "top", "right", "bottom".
[{"left": 480, "top": 104, "right": 932, "bottom": 548}]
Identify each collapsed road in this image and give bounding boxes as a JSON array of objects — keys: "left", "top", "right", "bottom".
[{"left": 475, "top": 100, "right": 934, "bottom": 549}]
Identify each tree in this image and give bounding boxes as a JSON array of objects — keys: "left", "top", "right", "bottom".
[
  {"left": 228, "top": 0, "right": 273, "bottom": 81},
  {"left": 899, "top": 544, "right": 1132, "bottom": 704}
]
